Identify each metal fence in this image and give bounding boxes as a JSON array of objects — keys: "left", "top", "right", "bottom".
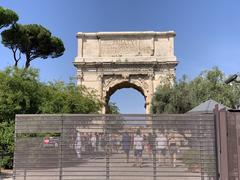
[{"left": 14, "top": 114, "right": 217, "bottom": 180}]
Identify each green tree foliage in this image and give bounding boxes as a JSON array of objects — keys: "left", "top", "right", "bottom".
[
  {"left": 0, "top": 67, "right": 42, "bottom": 123},
  {"left": 40, "top": 82, "right": 101, "bottom": 114},
  {"left": 151, "top": 67, "right": 240, "bottom": 113},
  {"left": 106, "top": 102, "right": 120, "bottom": 114},
  {"left": 1, "top": 24, "right": 65, "bottom": 68},
  {"left": 0, "top": 6, "right": 18, "bottom": 29},
  {"left": 105, "top": 102, "right": 124, "bottom": 134},
  {"left": 0, "top": 122, "right": 14, "bottom": 169},
  {"left": 0, "top": 25, "right": 21, "bottom": 66},
  {"left": 0, "top": 67, "right": 101, "bottom": 168}
]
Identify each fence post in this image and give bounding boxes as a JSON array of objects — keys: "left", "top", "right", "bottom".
[
  {"left": 13, "top": 116, "right": 18, "bottom": 180},
  {"left": 106, "top": 132, "right": 110, "bottom": 180},
  {"left": 0, "top": 150, "right": 2, "bottom": 174},
  {"left": 215, "top": 107, "right": 229, "bottom": 180},
  {"left": 235, "top": 113, "right": 240, "bottom": 180},
  {"left": 151, "top": 116, "right": 157, "bottom": 180},
  {"left": 214, "top": 106, "right": 220, "bottom": 180},
  {"left": 59, "top": 115, "right": 63, "bottom": 180},
  {"left": 152, "top": 129, "right": 157, "bottom": 180},
  {"left": 199, "top": 116, "right": 205, "bottom": 180}
]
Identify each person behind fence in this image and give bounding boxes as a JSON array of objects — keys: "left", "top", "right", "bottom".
[
  {"left": 112, "top": 135, "right": 118, "bottom": 153},
  {"left": 75, "top": 132, "right": 82, "bottom": 158},
  {"left": 95, "top": 132, "right": 99, "bottom": 152},
  {"left": 81, "top": 133, "right": 87, "bottom": 152},
  {"left": 146, "top": 132, "right": 154, "bottom": 160},
  {"left": 100, "top": 133, "right": 107, "bottom": 151},
  {"left": 86, "top": 133, "right": 92, "bottom": 157},
  {"left": 90, "top": 133, "right": 96, "bottom": 159},
  {"left": 155, "top": 130, "right": 167, "bottom": 166},
  {"left": 143, "top": 134, "right": 147, "bottom": 152},
  {"left": 168, "top": 131, "right": 179, "bottom": 168},
  {"left": 122, "top": 131, "right": 131, "bottom": 163},
  {"left": 133, "top": 129, "right": 143, "bottom": 167}
]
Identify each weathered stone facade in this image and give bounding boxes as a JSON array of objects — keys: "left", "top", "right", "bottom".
[{"left": 74, "top": 31, "right": 178, "bottom": 113}]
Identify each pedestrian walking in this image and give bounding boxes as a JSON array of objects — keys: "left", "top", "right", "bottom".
[
  {"left": 147, "top": 133, "right": 154, "bottom": 160},
  {"left": 122, "top": 131, "right": 131, "bottom": 163},
  {"left": 168, "top": 131, "right": 179, "bottom": 168},
  {"left": 90, "top": 133, "right": 96, "bottom": 159},
  {"left": 155, "top": 131, "right": 167, "bottom": 166},
  {"left": 75, "top": 132, "right": 82, "bottom": 158},
  {"left": 133, "top": 129, "right": 143, "bottom": 167}
]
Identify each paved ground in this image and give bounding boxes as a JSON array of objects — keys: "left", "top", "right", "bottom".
[
  {"left": 61, "top": 154, "right": 201, "bottom": 180},
  {"left": 3, "top": 153, "right": 204, "bottom": 180},
  {"left": 0, "top": 169, "right": 12, "bottom": 180},
  {"left": 1, "top": 177, "right": 12, "bottom": 180}
]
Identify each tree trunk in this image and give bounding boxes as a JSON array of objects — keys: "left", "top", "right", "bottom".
[
  {"left": 25, "top": 54, "right": 31, "bottom": 69},
  {"left": 12, "top": 47, "right": 20, "bottom": 67},
  {"left": 25, "top": 61, "right": 30, "bottom": 69},
  {"left": 14, "top": 60, "right": 18, "bottom": 67}
]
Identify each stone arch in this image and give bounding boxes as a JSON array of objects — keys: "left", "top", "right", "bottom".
[
  {"left": 105, "top": 81, "right": 147, "bottom": 113},
  {"left": 74, "top": 31, "right": 178, "bottom": 115}
]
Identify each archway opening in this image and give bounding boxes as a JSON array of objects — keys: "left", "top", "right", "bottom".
[{"left": 105, "top": 81, "right": 146, "bottom": 114}]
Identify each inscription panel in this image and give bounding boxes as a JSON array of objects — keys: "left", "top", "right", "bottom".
[
  {"left": 101, "top": 38, "right": 139, "bottom": 57},
  {"left": 100, "top": 37, "right": 153, "bottom": 57}
]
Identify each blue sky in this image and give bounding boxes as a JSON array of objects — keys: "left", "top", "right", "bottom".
[{"left": 1, "top": 0, "right": 240, "bottom": 113}]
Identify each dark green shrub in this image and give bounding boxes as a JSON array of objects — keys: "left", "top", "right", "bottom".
[{"left": 0, "top": 122, "right": 14, "bottom": 169}]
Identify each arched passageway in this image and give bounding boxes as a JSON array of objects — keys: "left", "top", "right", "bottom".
[
  {"left": 107, "top": 86, "right": 146, "bottom": 114},
  {"left": 105, "top": 81, "right": 146, "bottom": 114}
]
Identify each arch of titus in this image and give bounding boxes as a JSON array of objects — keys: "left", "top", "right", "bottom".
[{"left": 74, "top": 31, "right": 178, "bottom": 113}]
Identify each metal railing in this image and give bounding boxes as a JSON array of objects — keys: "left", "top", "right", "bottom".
[{"left": 13, "top": 114, "right": 217, "bottom": 180}]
